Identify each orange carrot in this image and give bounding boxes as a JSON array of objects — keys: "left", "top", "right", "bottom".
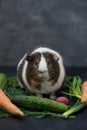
[
  {"left": 0, "top": 89, "right": 24, "bottom": 116},
  {"left": 81, "top": 81, "right": 87, "bottom": 104}
]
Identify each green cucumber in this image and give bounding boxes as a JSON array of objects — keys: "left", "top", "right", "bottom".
[
  {"left": 0, "top": 73, "right": 8, "bottom": 90},
  {"left": 11, "top": 95, "right": 68, "bottom": 113}
]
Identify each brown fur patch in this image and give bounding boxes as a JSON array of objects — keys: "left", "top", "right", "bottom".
[{"left": 26, "top": 52, "right": 42, "bottom": 90}]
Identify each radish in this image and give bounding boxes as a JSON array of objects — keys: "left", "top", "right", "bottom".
[{"left": 56, "top": 96, "right": 69, "bottom": 105}]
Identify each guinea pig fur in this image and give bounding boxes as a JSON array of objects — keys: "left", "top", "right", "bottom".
[{"left": 17, "top": 47, "right": 65, "bottom": 99}]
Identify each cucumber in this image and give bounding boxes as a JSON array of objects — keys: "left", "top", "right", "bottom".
[
  {"left": 11, "top": 95, "right": 68, "bottom": 113},
  {"left": 0, "top": 73, "right": 8, "bottom": 90}
]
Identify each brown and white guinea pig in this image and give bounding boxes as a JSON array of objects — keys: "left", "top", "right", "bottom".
[{"left": 17, "top": 47, "right": 65, "bottom": 99}]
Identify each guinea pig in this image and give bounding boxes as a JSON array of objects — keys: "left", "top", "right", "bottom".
[{"left": 17, "top": 47, "right": 65, "bottom": 99}]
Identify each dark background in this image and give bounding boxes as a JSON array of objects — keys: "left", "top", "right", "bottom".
[{"left": 0, "top": 0, "right": 87, "bottom": 67}]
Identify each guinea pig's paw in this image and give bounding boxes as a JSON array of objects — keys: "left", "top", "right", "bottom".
[{"left": 49, "top": 93, "right": 56, "bottom": 100}]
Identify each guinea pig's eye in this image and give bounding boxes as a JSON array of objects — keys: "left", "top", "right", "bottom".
[
  {"left": 47, "top": 60, "right": 51, "bottom": 65},
  {"left": 34, "top": 61, "right": 38, "bottom": 66}
]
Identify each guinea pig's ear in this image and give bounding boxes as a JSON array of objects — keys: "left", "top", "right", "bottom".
[
  {"left": 26, "top": 54, "right": 32, "bottom": 62},
  {"left": 53, "top": 54, "right": 59, "bottom": 61}
]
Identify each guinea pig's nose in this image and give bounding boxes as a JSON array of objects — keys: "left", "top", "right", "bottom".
[{"left": 39, "top": 70, "right": 47, "bottom": 74}]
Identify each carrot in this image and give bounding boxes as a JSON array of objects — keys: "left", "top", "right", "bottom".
[
  {"left": 81, "top": 81, "right": 87, "bottom": 104},
  {"left": 0, "top": 89, "right": 24, "bottom": 116}
]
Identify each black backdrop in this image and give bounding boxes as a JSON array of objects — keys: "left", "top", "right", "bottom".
[{"left": 0, "top": 0, "right": 87, "bottom": 67}]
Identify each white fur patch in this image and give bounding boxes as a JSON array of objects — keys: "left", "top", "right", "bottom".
[
  {"left": 21, "top": 60, "right": 33, "bottom": 92},
  {"left": 17, "top": 53, "right": 27, "bottom": 88},
  {"left": 38, "top": 54, "right": 47, "bottom": 72}
]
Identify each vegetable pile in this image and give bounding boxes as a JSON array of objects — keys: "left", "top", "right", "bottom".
[{"left": 0, "top": 73, "right": 87, "bottom": 119}]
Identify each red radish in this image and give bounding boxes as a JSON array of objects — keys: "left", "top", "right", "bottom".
[{"left": 56, "top": 96, "right": 69, "bottom": 104}]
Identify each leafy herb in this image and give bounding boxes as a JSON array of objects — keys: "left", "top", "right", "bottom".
[
  {"left": 63, "top": 76, "right": 82, "bottom": 99},
  {"left": 62, "top": 76, "right": 86, "bottom": 118},
  {"left": 7, "top": 76, "right": 19, "bottom": 87}
]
